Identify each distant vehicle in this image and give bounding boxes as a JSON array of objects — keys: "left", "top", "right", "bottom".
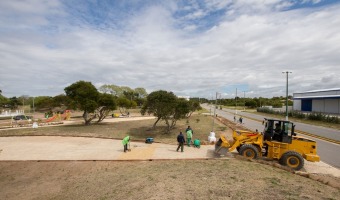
[{"left": 13, "top": 115, "right": 32, "bottom": 121}]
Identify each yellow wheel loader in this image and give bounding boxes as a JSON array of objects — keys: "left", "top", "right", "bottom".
[{"left": 215, "top": 119, "right": 320, "bottom": 170}]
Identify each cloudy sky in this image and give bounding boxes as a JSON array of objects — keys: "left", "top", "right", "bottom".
[{"left": 0, "top": 0, "right": 339, "bottom": 99}]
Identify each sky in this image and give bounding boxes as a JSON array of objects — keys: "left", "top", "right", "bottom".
[{"left": 0, "top": 0, "right": 339, "bottom": 99}]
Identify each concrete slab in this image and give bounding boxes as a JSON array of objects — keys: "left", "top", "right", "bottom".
[
  {"left": 0, "top": 136, "right": 216, "bottom": 161},
  {"left": 1, "top": 136, "right": 339, "bottom": 177}
]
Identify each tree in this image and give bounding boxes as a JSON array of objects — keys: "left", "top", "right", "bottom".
[
  {"left": 116, "top": 97, "right": 136, "bottom": 115},
  {"left": 186, "top": 100, "right": 202, "bottom": 118},
  {"left": 245, "top": 100, "right": 257, "bottom": 108},
  {"left": 0, "top": 94, "right": 9, "bottom": 108},
  {"left": 64, "top": 81, "right": 99, "bottom": 125},
  {"left": 141, "top": 90, "right": 177, "bottom": 130},
  {"left": 98, "top": 84, "right": 123, "bottom": 96},
  {"left": 95, "top": 93, "right": 117, "bottom": 123},
  {"left": 99, "top": 84, "right": 148, "bottom": 106},
  {"left": 34, "top": 96, "right": 54, "bottom": 110},
  {"left": 141, "top": 90, "right": 193, "bottom": 133},
  {"left": 165, "top": 98, "right": 190, "bottom": 132},
  {"left": 9, "top": 97, "right": 19, "bottom": 109},
  {"left": 52, "top": 94, "right": 70, "bottom": 108},
  {"left": 134, "top": 87, "right": 148, "bottom": 99}
]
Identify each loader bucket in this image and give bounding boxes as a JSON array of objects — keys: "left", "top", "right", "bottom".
[{"left": 215, "top": 135, "right": 232, "bottom": 156}]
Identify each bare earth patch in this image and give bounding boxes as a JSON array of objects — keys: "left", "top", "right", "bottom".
[
  {"left": 0, "top": 113, "right": 339, "bottom": 199},
  {"left": 0, "top": 160, "right": 339, "bottom": 200}
]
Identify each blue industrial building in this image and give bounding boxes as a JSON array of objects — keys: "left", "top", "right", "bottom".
[{"left": 293, "top": 88, "right": 340, "bottom": 115}]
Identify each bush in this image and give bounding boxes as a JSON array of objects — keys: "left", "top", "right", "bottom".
[
  {"left": 257, "top": 108, "right": 340, "bottom": 124},
  {"left": 289, "top": 111, "right": 305, "bottom": 119},
  {"left": 307, "top": 112, "right": 324, "bottom": 121}
]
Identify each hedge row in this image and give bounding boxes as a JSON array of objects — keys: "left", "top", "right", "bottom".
[{"left": 257, "top": 107, "right": 339, "bottom": 124}]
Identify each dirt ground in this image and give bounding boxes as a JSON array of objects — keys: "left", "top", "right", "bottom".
[
  {"left": 0, "top": 160, "right": 339, "bottom": 200},
  {"left": 0, "top": 113, "right": 339, "bottom": 199}
]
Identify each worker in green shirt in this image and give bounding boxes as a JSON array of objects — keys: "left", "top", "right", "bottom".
[
  {"left": 193, "top": 139, "right": 201, "bottom": 148},
  {"left": 186, "top": 129, "right": 193, "bottom": 147},
  {"left": 122, "top": 136, "right": 130, "bottom": 152}
]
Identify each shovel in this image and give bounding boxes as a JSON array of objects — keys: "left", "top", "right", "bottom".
[{"left": 128, "top": 142, "right": 131, "bottom": 151}]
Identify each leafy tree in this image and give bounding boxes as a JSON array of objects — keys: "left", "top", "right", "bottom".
[
  {"left": 186, "top": 100, "right": 202, "bottom": 118},
  {"left": 134, "top": 87, "right": 148, "bottom": 98},
  {"left": 117, "top": 97, "right": 137, "bottom": 115},
  {"left": 0, "top": 94, "right": 9, "bottom": 108},
  {"left": 141, "top": 90, "right": 177, "bottom": 129},
  {"left": 8, "top": 97, "right": 19, "bottom": 109},
  {"left": 98, "top": 84, "right": 123, "bottom": 96},
  {"left": 95, "top": 93, "right": 117, "bottom": 123},
  {"left": 34, "top": 96, "right": 54, "bottom": 110},
  {"left": 133, "top": 87, "right": 148, "bottom": 106},
  {"left": 141, "top": 90, "right": 194, "bottom": 133},
  {"left": 272, "top": 100, "right": 283, "bottom": 108},
  {"left": 52, "top": 94, "right": 70, "bottom": 108},
  {"left": 165, "top": 98, "right": 190, "bottom": 132},
  {"left": 64, "top": 81, "right": 99, "bottom": 125},
  {"left": 123, "top": 90, "right": 136, "bottom": 101},
  {"left": 245, "top": 100, "right": 257, "bottom": 108},
  {"left": 17, "top": 95, "right": 30, "bottom": 106},
  {"left": 99, "top": 84, "right": 148, "bottom": 106}
]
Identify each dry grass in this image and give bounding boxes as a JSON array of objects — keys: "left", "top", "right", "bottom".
[
  {"left": 0, "top": 113, "right": 227, "bottom": 145},
  {"left": 0, "top": 160, "right": 339, "bottom": 200},
  {"left": 1, "top": 112, "right": 340, "bottom": 199}
]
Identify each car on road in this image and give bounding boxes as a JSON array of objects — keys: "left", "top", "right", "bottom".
[{"left": 13, "top": 115, "right": 32, "bottom": 121}]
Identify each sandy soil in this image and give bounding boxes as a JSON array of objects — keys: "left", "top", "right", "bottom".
[
  {"left": 0, "top": 160, "right": 339, "bottom": 200},
  {"left": 1, "top": 115, "right": 339, "bottom": 199}
]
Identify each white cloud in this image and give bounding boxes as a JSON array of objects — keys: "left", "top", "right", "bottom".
[{"left": 0, "top": 0, "right": 339, "bottom": 99}]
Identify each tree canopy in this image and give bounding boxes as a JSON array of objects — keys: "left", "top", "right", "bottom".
[
  {"left": 141, "top": 90, "right": 198, "bottom": 132},
  {"left": 64, "top": 81, "right": 100, "bottom": 125},
  {"left": 96, "top": 93, "right": 117, "bottom": 123},
  {"left": 98, "top": 84, "right": 147, "bottom": 106}
]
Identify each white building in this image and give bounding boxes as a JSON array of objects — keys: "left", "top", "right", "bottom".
[{"left": 293, "top": 88, "right": 340, "bottom": 115}]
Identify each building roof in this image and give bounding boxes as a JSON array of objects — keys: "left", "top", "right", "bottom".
[
  {"left": 293, "top": 88, "right": 340, "bottom": 100},
  {"left": 294, "top": 88, "right": 340, "bottom": 94},
  {"left": 293, "top": 95, "right": 340, "bottom": 100}
]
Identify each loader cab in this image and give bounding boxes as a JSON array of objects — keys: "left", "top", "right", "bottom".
[{"left": 263, "top": 119, "right": 295, "bottom": 143}]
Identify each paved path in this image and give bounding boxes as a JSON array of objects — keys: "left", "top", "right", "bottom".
[
  {"left": 0, "top": 136, "right": 339, "bottom": 177},
  {"left": 0, "top": 136, "right": 216, "bottom": 161},
  {"left": 202, "top": 104, "right": 340, "bottom": 168}
]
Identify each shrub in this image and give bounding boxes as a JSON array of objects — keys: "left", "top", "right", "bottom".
[
  {"left": 257, "top": 108, "right": 340, "bottom": 124},
  {"left": 307, "top": 112, "right": 324, "bottom": 121}
]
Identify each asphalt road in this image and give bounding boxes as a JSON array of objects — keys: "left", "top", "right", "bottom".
[{"left": 202, "top": 104, "right": 340, "bottom": 169}]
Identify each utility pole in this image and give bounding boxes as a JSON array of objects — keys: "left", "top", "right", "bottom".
[
  {"left": 23, "top": 98, "right": 25, "bottom": 114},
  {"left": 282, "top": 71, "right": 292, "bottom": 121},
  {"left": 212, "top": 92, "right": 218, "bottom": 132},
  {"left": 235, "top": 88, "right": 238, "bottom": 114},
  {"left": 33, "top": 97, "right": 35, "bottom": 114}
]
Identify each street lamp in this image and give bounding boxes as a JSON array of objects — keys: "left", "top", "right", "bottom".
[
  {"left": 212, "top": 92, "right": 220, "bottom": 132},
  {"left": 235, "top": 88, "right": 238, "bottom": 114},
  {"left": 282, "top": 71, "right": 292, "bottom": 121}
]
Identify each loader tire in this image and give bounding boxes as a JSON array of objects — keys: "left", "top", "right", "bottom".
[
  {"left": 236, "top": 145, "right": 242, "bottom": 153},
  {"left": 239, "top": 144, "right": 259, "bottom": 159},
  {"left": 281, "top": 151, "right": 304, "bottom": 170}
]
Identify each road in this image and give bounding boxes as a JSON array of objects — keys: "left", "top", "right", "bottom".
[{"left": 202, "top": 104, "right": 340, "bottom": 169}]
